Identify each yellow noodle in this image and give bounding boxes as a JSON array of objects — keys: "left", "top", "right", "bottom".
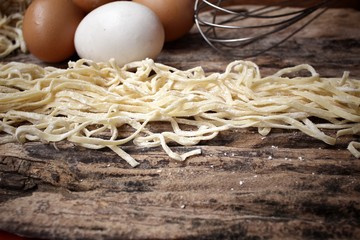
[
  {"left": 0, "top": 0, "right": 30, "bottom": 58},
  {"left": 0, "top": 58, "right": 359, "bottom": 166}
]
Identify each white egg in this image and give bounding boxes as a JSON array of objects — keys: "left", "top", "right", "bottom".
[{"left": 74, "top": 1, "right": 165, "bottom": 66}]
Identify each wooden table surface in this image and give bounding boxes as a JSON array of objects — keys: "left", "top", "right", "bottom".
[{"left": 1, "top": 5, "right": 360, "bottom": 240}]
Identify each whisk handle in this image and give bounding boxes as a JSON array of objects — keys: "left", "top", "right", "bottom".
[{"left": 221, "top": 0, "right": 360, "bottom": 9}]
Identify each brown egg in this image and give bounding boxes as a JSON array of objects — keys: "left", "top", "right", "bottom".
[
  {"left": 22, "top": 0, "right": 85, "bottom": 63},
  {"left": 133, "top": 0, "right": 195, "bottom": 42},
  {"left": 72, "top": 0, "right": 116, "bottom": 13}
]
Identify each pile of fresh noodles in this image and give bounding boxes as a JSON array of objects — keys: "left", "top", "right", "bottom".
[
  {"left": 0, "top": 58, "right": 359, "bottom": 166},
  {"left": 0, "top": 0, "right": 30, "bottom": 58}
]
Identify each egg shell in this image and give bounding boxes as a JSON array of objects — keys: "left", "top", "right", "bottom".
[
  {"left": 133, "top": 0, "right": 195, "bottom": 42},
  {"left": 74, "top": 1, "right": 165, "bottom": 66},
  {"left": 72, "top": 0, "right": 116, "bottom": 13},
  {"left": 22, "top": 0, "right": 85, "bottom": 63}
]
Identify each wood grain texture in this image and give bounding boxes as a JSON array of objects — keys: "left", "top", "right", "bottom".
[{"left": 0, "top": 7, "right": 360, "bottom": 240}]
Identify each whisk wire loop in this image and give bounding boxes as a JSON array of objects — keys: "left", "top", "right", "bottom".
[{"left": 194, "top": 0, "right": 333, "bottom": 58}]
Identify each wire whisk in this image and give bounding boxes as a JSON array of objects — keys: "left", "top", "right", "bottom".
[{"left": 194, "top": 0, "right": 333, "bottom": 58}]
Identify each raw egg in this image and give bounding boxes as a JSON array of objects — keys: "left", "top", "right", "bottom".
[
  {"left": 74, "top": 1, "right": 164, "bottom": 66},
  {"left": 72, "top": 0, "right": 116, "bottom": 13},
  {"left": 22, "top": 0, "right": 85, "bottom": 63},
  {"left": 133, "top": 0, "right": 195, "bottom": 42}
]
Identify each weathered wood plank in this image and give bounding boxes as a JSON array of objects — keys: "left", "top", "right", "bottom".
[
  {"left": 0, "top": 127, "right": 359, "bottom": 239},
  {"left": 0, "top": 7, "right": 359, "bottom": 240}
]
